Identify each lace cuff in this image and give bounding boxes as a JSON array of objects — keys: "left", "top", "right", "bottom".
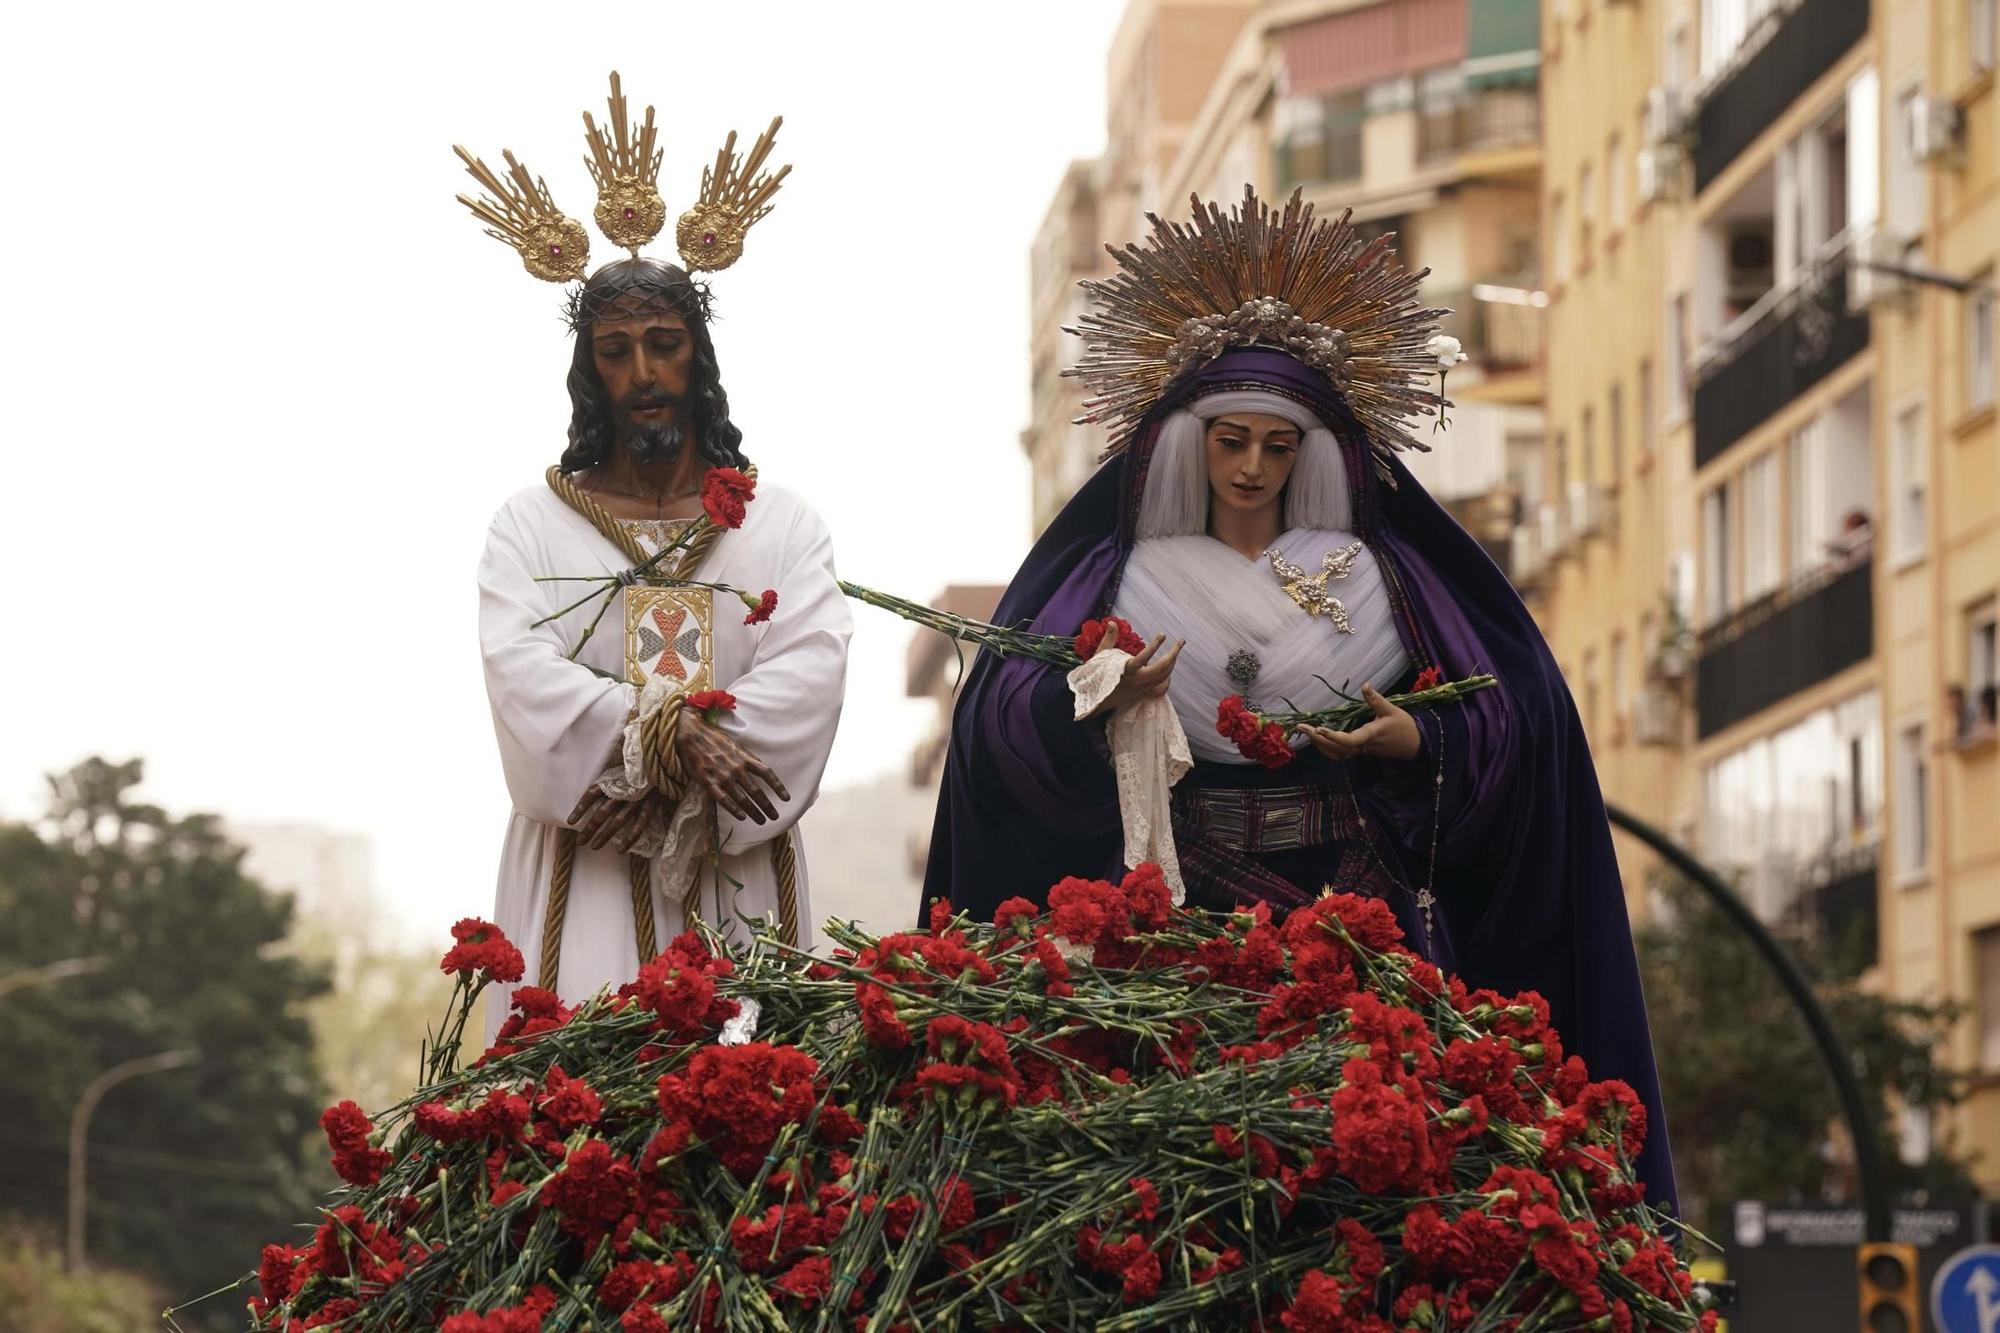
[{"left": 1066, "top": 647, "right": 1194, "bottom": 903}]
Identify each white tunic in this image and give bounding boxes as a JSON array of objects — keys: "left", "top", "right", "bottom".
[
  {"left": 1111, "top": 528, "right": 1411, "bottom": 764},
  {"left": 477, "top": 480, "right": 851, "bottom": 1031}
]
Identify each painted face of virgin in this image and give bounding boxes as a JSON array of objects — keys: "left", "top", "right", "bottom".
[
  {"left": 1204, "top": 413, "right": 1301, "bottom": 518},
  {"left": 591, "top": 305, "right": 694, "bottom": 460}
]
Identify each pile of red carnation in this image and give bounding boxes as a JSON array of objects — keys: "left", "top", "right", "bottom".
[{"left": 241, "top": 871, "right": 1712, "bottom": 1331}]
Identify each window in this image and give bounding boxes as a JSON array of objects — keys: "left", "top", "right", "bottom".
[
  {"left": 1702, "top": 482, "right": 1734, "bottom": 625},
  {"left": 1889, "top": 85, "right": 1926, "bottom": 237},
  {"left": 1979, "top": 926, "right": 2000, "bottom": 1071},
  {"left": 1638, "top": 357, "right": 1656, "bottom": 458},
  {"left": 1970, "top": 597, "right": 1998, "bottom": 737},
  {"left": 1742, "top": 453, "right": 1781, "bottom": 600},
  {"left": 1583, "top": 648, "right": 1602, "bottom": 740},
  {"left": 1552, "top": 194, "right": 1571, "bottom": 284},
  {"left": 1609, "top": 382, "right": 1627, "bottom": 483},
  {"left": 1554, "top": 430, "right": 1571, "bottom": 496},
  {"left": 1701, "top": 690, "right": 1884, "bottom": 911},
  {"left": 1969, "top": 278, "right": 1997, "bottom": 413},
  {"left": 1976, "top": 0, "right": 1998, "bottom": 74},
  {"left": 1579, "top": 163, "right": 1597, "bottom": 261},
  {"left": 1582, "top": 406, "right": 1598, "bottom": 486},
  {"left": 1668, "top": 293, "right": 1690, "bottom": 410},
  {"left": 1890, "top": 400, "right": 1927, "bottom": 563},
  {"left": 1895, "top": 722, "right": 1929, "bottom": 877},
  {"left": 1787, "top": 415, "right": 1828, "bottom": 574},
  {"left": 1607, "top": 133, "right": 1628, "bottom": 233},
  {"left": 1611, "top": 630, "right": 1630, "bottom": 728}
]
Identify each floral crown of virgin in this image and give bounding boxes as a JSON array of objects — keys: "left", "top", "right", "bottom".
[
  {"left": 452, "top": 71, "right": 790, "bottom": 288},
  {"left": 1064, "top": 186, "right": 1464, "bottom": 467}
]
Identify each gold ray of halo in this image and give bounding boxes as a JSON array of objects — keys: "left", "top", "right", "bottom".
[
  {"left": 453, "top": 145, "right": 589, "bottom": 284},
  {"left": 1066, "top": 186, "right": 1449, "bottom": 464},
  {"left": 676, "top": 117, "right": 791, "bottom": 273},
  {"left": 582, "top": 71, "right": 667, "bottom": 254}
]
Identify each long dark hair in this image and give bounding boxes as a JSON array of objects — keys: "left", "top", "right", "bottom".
[{"left": 558, "top": 258, "right": 746, "bottom": 472}]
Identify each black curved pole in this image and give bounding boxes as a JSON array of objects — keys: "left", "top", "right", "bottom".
[{"left": 1604, "top": 803, "right": 1892, "bottom": 1244}]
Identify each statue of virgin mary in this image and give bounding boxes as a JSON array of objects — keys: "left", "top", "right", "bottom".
[{"left": 923, "top": 189, "right": 1677, "bottom": 1212}]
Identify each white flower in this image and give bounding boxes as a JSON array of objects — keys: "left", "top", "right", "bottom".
[
  {"left": 718, "top": 997, "right": 761, "bottom": 1046},
  {"left": 1426, "top": 334, "right": 1467, "bottom": 369}
]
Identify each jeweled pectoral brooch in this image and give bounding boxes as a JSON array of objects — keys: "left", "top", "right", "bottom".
[
  {"left": 1266, "top": 541, "right": 1363, "bottom": 633},
  {"left": 1225, "top": 648, "right": 1263, "bottom": 709}
]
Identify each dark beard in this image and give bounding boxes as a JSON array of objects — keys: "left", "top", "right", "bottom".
[{"left": 623, "top": 417, "right": 684, "bottom": 463}]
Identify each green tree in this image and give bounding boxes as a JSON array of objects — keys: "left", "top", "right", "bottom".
[
  {"left": 1636, "top": 871, "right": 1976, "bottom": 1238},
  {"left": 0, "top": 759, "right": 331, "bottom": 1331}
]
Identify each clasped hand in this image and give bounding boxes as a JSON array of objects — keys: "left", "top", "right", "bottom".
[
  {"left": 567, "top": 715, "right": 790, "bottom": 848},
  {"left": 1300, "top": 684, "right": 1421, "bottom": 762}
]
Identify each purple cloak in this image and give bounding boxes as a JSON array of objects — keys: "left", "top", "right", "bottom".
[{"left": 920, "top": 350, "right": 1677, "bottom": 1212}]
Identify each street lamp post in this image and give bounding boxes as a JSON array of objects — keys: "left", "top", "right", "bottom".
[{"left": 67, "top": 1047, "right": 199, "bottom": 1272}]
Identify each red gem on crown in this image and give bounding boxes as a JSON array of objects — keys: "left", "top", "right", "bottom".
[
  {"left": 623, "top": 206, "right": 636, "bottom": 219},
  {"left": 703, "top": 232, "right": 716, "bottom": 246}
]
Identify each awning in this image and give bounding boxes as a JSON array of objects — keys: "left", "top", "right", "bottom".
[
  {"left": 1464, "top": 0, "right": 1540, "bottom": 88},
  {"left": 1279, "top": 0, "right": 1470, "bottom": 99}
]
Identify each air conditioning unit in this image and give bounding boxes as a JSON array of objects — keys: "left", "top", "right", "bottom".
[
  {"left": 1569, "top": 481, "right": 1615, "bottom": 540},
  {"left": 1631, "top": 683, "right": 1677, "bottom": 746},
  {"left": 1510, "top": 525, "right": 1547, "bottom": 586},
  {"left": 1637, "top": 146, "right": 1684, "bottom": 204},
  {"left": 1538, "top": 499, "right": 1570, "bottom": 559},
  {"left": 1909, "top": 93, "right": 1964, "bottom": 164},
  {"left": 1847, "top": 224, "right": 1913, "bottom": 313},
  {"left": 1643, "top": 86, "right": 1683, "bottom": 147}
]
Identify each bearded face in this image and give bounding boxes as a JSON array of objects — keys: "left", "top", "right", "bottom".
[{"left": 589, "top": 303, "right": 695, "bottom": 462}]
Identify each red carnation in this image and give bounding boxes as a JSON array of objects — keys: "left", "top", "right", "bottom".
[
  {"left": 542, "top": 1139, "right": 639, "bottom": 1241},
  {"left": 741, "top": 587, "right": 779, "bottom": 624},
  {"left": 440, "top": 917, "right": 525, "bottom": 984},
  {"left": 1245, "top": 719, "right": 1295, "bottom": 768},
  {"left": 1215, "top": 694, "right": 1261, "bottom": 744},
  {"left": 438, "top": 1286, "right": 556, "bottom": 1333},
  {"left": 319, "top": 1099, "right": 392, "bottom": 1188},
  {"left": 684, "top": 689, "right": 737, "bottom": 723},
  {"left": 700, "top": 467, "right": 756, "bottom": 528},
  {"left": 1075, "top": 615, "right": 1145, "bottom": 660},
  {"left": 1412, "top": 664, "right": 1445, "bottom": 691},
  {"left": 655, "top": 1042, "right": 825, "bottom": 1179}
]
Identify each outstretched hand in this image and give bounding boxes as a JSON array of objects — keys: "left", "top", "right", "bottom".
[
  {"left": 1082, "top": 634, "right": 1185, "bottom": 720},
  {"left": 1301, "top": 683, "right": 1421, "bottom": 762},
  {"left": 676, "top": 716, "right": 791, "bottom": 824}
]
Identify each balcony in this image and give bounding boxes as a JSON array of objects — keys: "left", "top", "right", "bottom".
[
  {"left": 1415, "top": 86, "right": 1541, "bottom": 164},
  {"left": 1692, "top": 243, "right": 1870, "bottom": 469},
  {"left": 1695, "top": 544, "right": 1873, "bottom": 738},
  {"left": 1431, "top": 284, "right": 1547, "bottom": 375},
  {"left": 1691, "top": 0, "right": 1870, "bottom": 193}
]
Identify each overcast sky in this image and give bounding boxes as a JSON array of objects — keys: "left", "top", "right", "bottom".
[{"left": 0, "top": 1, "right": 1125, "bottom": 938}]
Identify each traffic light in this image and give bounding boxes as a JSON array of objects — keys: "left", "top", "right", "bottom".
[{"left": 1857, "top": 1242, "right": 1919, "bottom": 1333}]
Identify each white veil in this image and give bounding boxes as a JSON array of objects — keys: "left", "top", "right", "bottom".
[{"left": 1134, "top": 389, "right": 1353, "bottom": 539}]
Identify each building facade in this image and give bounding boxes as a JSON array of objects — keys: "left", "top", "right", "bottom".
[
  {"left": 1023, "top": 0, "right": 1261, "bottom": 533},
  {"left": 1536, "top": 0, "right": 2000, "bottom": 1181}
]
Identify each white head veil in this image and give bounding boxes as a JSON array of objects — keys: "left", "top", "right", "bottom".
[{"left": 1134, "top": 389, "right": 1353, "bottom": 538}]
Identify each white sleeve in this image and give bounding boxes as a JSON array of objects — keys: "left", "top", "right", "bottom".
[
  {"left": 714, "top": 503, "right": 853, "bottom": 851},
  {"left": 478, "top": 507, "right": 636, "bottom": 826}
]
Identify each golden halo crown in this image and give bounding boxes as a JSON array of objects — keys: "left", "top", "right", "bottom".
[
  {"left": 453, "top": 72, "right": 789, "bottom": 285},
  {"left": 1066, "top": 187, "right": 1451, "bottom": 463}
]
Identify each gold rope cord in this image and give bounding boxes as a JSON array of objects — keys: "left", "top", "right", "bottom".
[
  {"left": 540, "top": 828, "right": 578, "bottom": 991},
  {"left": 535, "top": 462, "right": 800, "bottom": 982},
  {"left": 627, "top": 853, "right": 660, "bottom": 962}
]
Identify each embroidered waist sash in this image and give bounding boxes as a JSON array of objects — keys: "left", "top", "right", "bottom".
[{"left": 1172, "top": 781, "right": 1362, "bottom": 854}]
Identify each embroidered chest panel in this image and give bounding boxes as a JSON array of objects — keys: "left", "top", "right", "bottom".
[{"left": 623, "top": 585, "right": 715, "bottom": 691}]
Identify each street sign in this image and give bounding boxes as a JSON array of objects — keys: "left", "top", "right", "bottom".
[
  {"left": 1934, "top": 1245, "right": 2000, "bottom": 1333},
  {"left": 1728, "top": 1200, "right": 1980, "bottom": 1332}
]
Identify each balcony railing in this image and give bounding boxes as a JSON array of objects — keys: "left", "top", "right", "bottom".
[
  {"left": 1695, "top": 541, "right": 1873, "bottom": 738},
  {"left": 1275, "top": 126, "right": 1363, "bottom": 193},
  {"left": 1416, "top": 87, "right": 1541, "bottom": 163},
  {"left": 1431, "top": 284, "right": 1547, "bottom": 374},
  {"left": 1692, "top": 240, "right": 1870, "bottom": 469},
  {"left": 1692, "top": 0, "right": 1871, "bottom": 193}
]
